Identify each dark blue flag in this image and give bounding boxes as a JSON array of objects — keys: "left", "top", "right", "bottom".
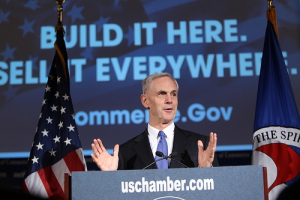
[{"left": 252, "top": 20, "right": 300, "bottom": 200}]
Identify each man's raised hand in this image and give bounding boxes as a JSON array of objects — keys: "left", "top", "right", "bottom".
[
  {"left": 91, "top": 139, "right": 119, "bottom": 171},
  {"left": 198, "top": 132, "right": 217, "bottom": 168}
]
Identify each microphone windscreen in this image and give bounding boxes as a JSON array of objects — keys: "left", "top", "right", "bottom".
[
  {"left": 170, "top": 152, "right": 178, "bottom": 158},
  {"left": 155, "top": 151, "right": 164, "bottom": 157}
]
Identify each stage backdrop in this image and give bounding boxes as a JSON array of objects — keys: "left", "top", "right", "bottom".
[{"left": 0, "top": 0, "right": 299, "bottom": 156}]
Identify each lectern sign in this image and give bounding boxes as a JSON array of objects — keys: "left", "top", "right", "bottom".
[{"left": 71, "top": 166, "right": 265, "bottom": 200}]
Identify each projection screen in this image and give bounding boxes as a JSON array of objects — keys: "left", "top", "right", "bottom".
[{"left": 0, "top": 0, "right": 299, "bottom": 157}]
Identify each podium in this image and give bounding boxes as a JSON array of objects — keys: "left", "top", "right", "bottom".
[{"left": 65, "top": 165, "right": 268, "bottom": 200}]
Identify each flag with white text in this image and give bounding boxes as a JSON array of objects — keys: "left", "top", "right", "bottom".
[
  {"left": 21, "top": 29, "right": 87, "bottom": 199},
  {"left": 252, "top": 20, "right": 300, "bottom": 200}
]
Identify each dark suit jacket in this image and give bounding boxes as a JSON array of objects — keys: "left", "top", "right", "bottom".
[{"left": 118, "top": 125, "right": 218, "bottom": 170}]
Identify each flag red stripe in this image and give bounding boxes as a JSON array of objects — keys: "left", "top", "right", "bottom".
[
  {"left": 21, "top": 180, "right": 30, "bottom": 194},
  {"left": 64, "top": 150, "right": 85, "bottom": 172},
  {"left": 38, "top": 166, "right": 64, "bottom": 200}
]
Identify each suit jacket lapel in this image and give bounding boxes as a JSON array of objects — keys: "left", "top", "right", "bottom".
[
  {"left": 133, "top": 129, "right": 157, "bottom": 169},
  {"left": 170, "top": 126, "right": 191, "bottom": 168}
]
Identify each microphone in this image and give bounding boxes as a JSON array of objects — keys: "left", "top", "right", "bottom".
[
  {"left": 142, "top": 151, "right": 174, "bottom": 170},
  {"left": 155, "top": 151, "right": 168, "bottom": 159},
  {"left": 156, "top": 151, "right": 189, "bottom": 168},
  {"left": 142, "top": 151, "right": 188, "bottom": 170},
  {"left": 166, "top": 152, "right": 189, "bottom": 168}
]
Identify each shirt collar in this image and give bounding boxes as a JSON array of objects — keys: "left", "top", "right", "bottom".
[{"left": 148, "top": 123, "right": 175, "bottom": 139}]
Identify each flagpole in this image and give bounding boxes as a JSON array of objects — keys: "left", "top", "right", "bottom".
[
  {"left": 55, "top": 0, "right": 69, "bottom": 82},
  {"left": 267, "top": 0, "right": 279, "bottom": 38},
  {"left": 55, "top": 0, "right": 65, "bottom": 31}
]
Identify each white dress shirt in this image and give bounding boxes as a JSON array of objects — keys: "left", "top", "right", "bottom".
[{"left": 147, "top": 123, "right": 175, "bottom": 160}]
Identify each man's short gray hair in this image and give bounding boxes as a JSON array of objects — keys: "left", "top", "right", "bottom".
[{"left": 142, "top": 73, "right": 179, "bottom": 94}]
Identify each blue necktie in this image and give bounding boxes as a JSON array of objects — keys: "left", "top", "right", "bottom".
[{"left": 155, "top": 131, "right": 168, "bottom": 169}]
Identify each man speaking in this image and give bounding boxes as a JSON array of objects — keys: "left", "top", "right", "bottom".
[{"left": 91, "top": 72, "right": 218, "bottom": 170}]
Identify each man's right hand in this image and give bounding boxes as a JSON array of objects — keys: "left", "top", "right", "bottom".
[{"left": 91, "top": 139, "right": 119, "bottom": 171}]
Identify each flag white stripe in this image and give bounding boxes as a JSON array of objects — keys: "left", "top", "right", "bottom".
[
  {"left": 52, "top": 158, "right": 70, "bottom": 191},
  {"left": 76, "top": 148, "right": 87, "bottom": 171},
  {"left": 24, "top": 172, "right": 48, "bottom": 199},
  {"left": 51, "top": 149, "right": 86, "bottom": 192}
]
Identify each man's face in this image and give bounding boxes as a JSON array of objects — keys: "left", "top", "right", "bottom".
[{"left": 141, "top": 76, "right": 178, "bottom": 128}]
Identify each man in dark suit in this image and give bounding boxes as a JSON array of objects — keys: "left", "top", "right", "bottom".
[{"left": 91, "top": 73, "right": 217, "bottom": 170}]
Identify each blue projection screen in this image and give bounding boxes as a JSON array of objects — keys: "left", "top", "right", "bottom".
[{"left": 0, "top": 0, "right": 300, "bottom": 156}]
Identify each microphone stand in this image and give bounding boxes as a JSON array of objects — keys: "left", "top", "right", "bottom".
[{"left": 143, "top": 151, "right": 189, "bottom": 169}]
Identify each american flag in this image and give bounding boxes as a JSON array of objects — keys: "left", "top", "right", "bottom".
[{"left": 21, "top": 29, "right": 87, "bottom": 199}]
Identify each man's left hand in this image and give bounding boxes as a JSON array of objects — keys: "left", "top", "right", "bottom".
[{"left": 198, "top": 132, "right": 217, "bottom": 167}]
